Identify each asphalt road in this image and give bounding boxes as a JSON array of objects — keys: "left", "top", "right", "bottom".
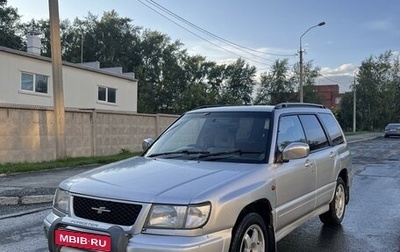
[
  {"left": 1, "top": 208, "right": 49, "bottom": 252},
  {"left": 1, "top": 136, "right": 399, "bottom": 252}
]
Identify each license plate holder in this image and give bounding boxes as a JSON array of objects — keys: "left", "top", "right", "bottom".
[{"left": 55, "top": 229, "right": 111, "bottom": 251}]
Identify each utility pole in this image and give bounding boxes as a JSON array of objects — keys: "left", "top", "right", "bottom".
[
  {"left": 49, "top": 0, "right": 66, "bottom": 159},
  {"left": 80, "top": 32, "right": 84, "bottom": 63},
  {"left": 299, "top": 46, "right": 304, "bottom": 103},
  {"left": 353, "top": 76, "right": 357, "bottom": 133}
]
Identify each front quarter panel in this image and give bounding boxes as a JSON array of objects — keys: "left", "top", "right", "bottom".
[{"left": 201, "top": 169, "right": 276, "bottom": 235}]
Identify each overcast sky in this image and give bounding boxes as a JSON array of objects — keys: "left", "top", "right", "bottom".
[{"left": 7, "top": 0, "right": 400, "bottom": 92}]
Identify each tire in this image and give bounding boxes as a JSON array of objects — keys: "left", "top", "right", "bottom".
[
  {"left": 230, "top": 212, "right": 271, "bottom": 252},
  {"left": 319, "top": 177, "right": 346, "bottom": 226}
]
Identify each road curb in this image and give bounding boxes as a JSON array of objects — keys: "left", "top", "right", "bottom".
[
  {"left": 0, "top": 196, "right": 19, "bottom": 206},
  {"left": 0, "top": 195, "right": 53, "bottom": 206},
  {"left": 21, "top": 195, "right": 54, "bottom": 205},
  {"left": 347, "top": 135, "right": 381, "bottom": 144}
]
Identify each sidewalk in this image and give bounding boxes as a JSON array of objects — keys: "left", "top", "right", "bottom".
[
  {"left": 0, "top": 164, "right": 100, "bottom": 207},
  {"left": 345, "top": 132, "right": 382, "bottom": 143},
  {"left": 0, "top": 132, "right": 383, "bottom": 207}
]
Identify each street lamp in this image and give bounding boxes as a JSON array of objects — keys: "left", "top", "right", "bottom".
[
  {"left": 353, "top": 68, "right": 359, "bottom": 133},
  {"left": 299, "top": 21, "right": 326, "bottom": 103}
]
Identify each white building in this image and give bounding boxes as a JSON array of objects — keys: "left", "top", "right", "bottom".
[{"left": 0, "top": 45, "right": 138, "bottom": 112}]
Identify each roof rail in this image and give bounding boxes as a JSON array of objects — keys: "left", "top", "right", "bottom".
[
  {"left": 274, "top": 103, "right": 326, "bottom": 109},
  {"left": 193, "top": 104, "right": 226, "bottom": 110}
]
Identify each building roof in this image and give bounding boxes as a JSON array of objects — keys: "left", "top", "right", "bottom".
[{"left": 0, "top": 46, "right": 137, "bottom": 81}]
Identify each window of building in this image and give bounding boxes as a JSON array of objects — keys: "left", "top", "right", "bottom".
[
  {"left": 107, "top": 88, "right": 116, "bottom": 103},
  {"left": 98, "top": 86, "right": 117, "bottom": 104},
  {"left": 98, "top": 87, "right": 106, "bottom": 101},
  {"left": 21, "top": 72, "right": 48, "bottom": 94}
]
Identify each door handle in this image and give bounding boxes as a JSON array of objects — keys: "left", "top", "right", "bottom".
[
  {"left": 304, "top": 159, "right": 313, "bottom": 168},
  {"left": 330, "top": 151, "right": 336, "bottom": 158}
]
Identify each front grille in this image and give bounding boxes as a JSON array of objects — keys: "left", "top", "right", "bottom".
[{"left": 73, "top": 196, "right": 142, "bottom": 226}]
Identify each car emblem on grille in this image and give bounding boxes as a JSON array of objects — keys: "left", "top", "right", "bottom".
[{"left": 91, "top": 206, "right": 111, "bottom": 214}]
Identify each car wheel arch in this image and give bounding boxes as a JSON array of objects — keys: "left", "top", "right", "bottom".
[
  {"left": 338, "top": 169, "right": 350, "bottom": 204},
  {"left": 230, "top": 199, "right": 276, "bottom": 251}
]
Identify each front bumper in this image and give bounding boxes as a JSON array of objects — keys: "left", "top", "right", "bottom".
[
  {"left": 385, "top": 131, "right": 400, "bottom": 137},
  {"left": 44, "top": 212, "right": 232, "bottom": 252}
]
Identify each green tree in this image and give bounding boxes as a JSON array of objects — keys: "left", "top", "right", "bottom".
[
  {"left": 63, "top": 11, "right": 142, "bottom": 69},
  {"left": 220, "top": 58, "right": 256, "bottom": 105},
  {"left": 0, "top": 0, "right": 23, "bottom": 49},
  {"left": 336, "top": 92, "right": 354, "bottom": 131},
  {"left": 356, "top": 51, "right": 394, "bottom": 130},
  {"left": 62, "top": 13, "right": 100, "bottom": 63},
  {"left": 176, "top": 55, "right": 221, "bottom": 112},
  {"left": 389, "top": 55, "right": 400, "bottom": 122},
  {"left": 255, "top": 59, "right": 321, "bottom": 105},
  {"left": 21, "top": 18, "right": 77, "bottom": 58},
  {"left": 302, "top": 61, "right": 322, "bottom": 103},
  {"left": 136, "top": 30, "right": 184, "bottom": 113},
  {"left": 91, "top": 11, "right": 141, "bottom": 69},
  {"left": 340, "top": 51, "right": 400, "bottom": 131},
  {"left": 255, "top": 59, "right": 296, "bottom": 105}
]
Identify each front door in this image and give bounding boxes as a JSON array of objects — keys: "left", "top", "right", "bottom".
[{"left": 274, "top": 115, "right": 317, "bottom": 231}]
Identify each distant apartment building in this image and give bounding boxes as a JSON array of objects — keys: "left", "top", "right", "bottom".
[
  {"left": 0, "top": 37, "right": 138, "bottom": 112},
  {"left": 315, "top": 84, "right": 342, "bottom": 109}
]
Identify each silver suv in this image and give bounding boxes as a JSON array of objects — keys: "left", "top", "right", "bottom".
[{"left": 44, "top": 103, "right": 353, "bottom": 252}]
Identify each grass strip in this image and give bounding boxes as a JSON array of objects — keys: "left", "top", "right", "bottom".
[{"left": 0, "top": 152, "right": 140, "bottom": 174}]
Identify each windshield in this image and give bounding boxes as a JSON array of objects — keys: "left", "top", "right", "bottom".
[
  {"left": 144, "top": 111, "right": 271, "bottom": 163},
  {"left": 386, "top": 123, "right": 400, "bottom": 129}
]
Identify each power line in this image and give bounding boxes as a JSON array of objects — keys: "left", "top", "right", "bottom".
[
  {"left": 137, "top": 0, "right": 293, "bottom": 67},
  {"left": 319, "top": 74, "right": 348, "bottom": 85},
  {"left": 144, "top": 0, "right": 295, "bottom": 58},
  {"left": 137, "top": 0, "right": 273, "bottom": 66}
]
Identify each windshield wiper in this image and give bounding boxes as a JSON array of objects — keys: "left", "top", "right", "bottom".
[
  {"left": 147, "top": 149, "right": 210, "bottom": 158},
  {"left": 197, "top": 149, "right": 264, "bottom": 160}
]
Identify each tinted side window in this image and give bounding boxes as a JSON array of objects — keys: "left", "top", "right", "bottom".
[
  {"left": 277, "top": 115, "right": 306, "bottom": 151},
  {"left": 299, "top": 115, "right": 329, "bottom": 151},
  {"left": 319, "top": 113, "right": 344, "bottom": 145}
]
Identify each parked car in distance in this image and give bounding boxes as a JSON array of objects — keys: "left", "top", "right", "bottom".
[
  {"left": 384, "top": 123, "right": 400, "bottom": 138},
  {"left": 44, "top": 103, "right": 353, "bottom": 252}
]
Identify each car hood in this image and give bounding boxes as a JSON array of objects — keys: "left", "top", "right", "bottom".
[{"left": 60, "top": 157, "right": 261, "bottom": 204}]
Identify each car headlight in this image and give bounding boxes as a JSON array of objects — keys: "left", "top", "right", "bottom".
[
  {"left": 53, "top": 188, "right": 70, "bottom": 214},
  {"left": 145, "top": 203, "right": 211, "bottom": 229}
]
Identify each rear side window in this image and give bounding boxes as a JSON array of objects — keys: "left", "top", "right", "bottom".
[
  {"left": 299, "top": 115, "right": 329, "bottom": 151},
  {"left": 319, "top": 113, "right": 344, "bottom": 145}
]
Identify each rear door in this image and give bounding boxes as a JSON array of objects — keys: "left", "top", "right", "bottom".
[
  {"left": 298, "top": 114, "right": 335, "bottom": 209},
  {"left": 314, "top": 112, "right": 347, "bottom": 207}
]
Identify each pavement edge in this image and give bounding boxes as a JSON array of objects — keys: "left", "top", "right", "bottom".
[{"left": 0, "top": 195, "right": 53, "bottom": 206}]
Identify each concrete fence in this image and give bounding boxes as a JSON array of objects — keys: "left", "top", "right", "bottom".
[{"left": 0, "top": 104, "right": 178, "bottom": 163}]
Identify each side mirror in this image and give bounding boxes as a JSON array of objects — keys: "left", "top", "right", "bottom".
[
  {"left": 282, "top": 142, "right": 310, "bottom": 161},
  {"left": 142, "top": 138, "right": 154, "bottom": 151}
]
